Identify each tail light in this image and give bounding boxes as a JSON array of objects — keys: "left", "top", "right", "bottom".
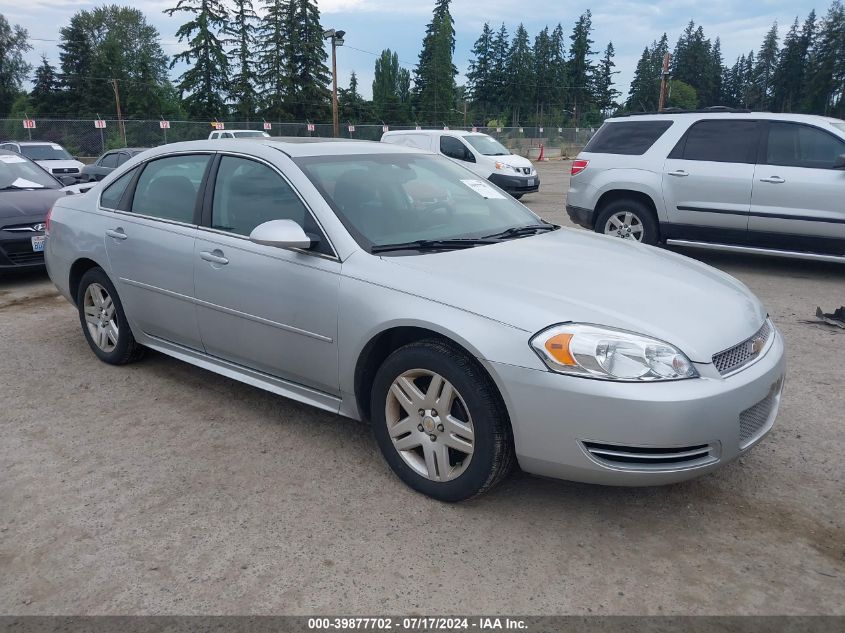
[
  {"left": 570, "top": 159, "right": 589, "bottom": 176},
  {"left": 45, "top": 205, "right": 53, "bottom": 235}
]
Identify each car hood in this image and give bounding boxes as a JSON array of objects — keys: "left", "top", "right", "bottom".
[
  {"left": 378, "top": 229, "right": 767, "bottom": 362},
  {"left": 34, "top": 159, "right": 84, "bottom": 170},
  {"left": 0, "top": 188, "right": 65, "bottom": 222},
  {"left": 500, "top": 154, "right": 533, "bottom": 170}
]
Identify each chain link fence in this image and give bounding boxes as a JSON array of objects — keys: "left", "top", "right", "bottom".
[{"left": 0, "top": 119, "right": 596, "bottom": 161}]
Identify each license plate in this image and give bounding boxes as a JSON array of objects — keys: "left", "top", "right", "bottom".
[
  {"left": 31, "top": 235, "right": 45, "bottom": 252},
  {"left": 527, "top": 178, "right": 535, "bottom": 187}
]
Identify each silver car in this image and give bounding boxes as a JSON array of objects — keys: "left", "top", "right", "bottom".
[
  {"left": 566, "top": 110, "right": 845, "bottom": 263},
  {"left": 45, "top": 139, "right": 786, "bottom": 501}
]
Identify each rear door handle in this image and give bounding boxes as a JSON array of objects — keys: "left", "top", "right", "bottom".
[
  {"left": 760, "top": 176, "right": 785, "bottom": 184},
  {"left": 667, "top": 170, "right": 689, "bottom": 177},
  {"left": 200, "top": 250, "right": 229, "bottom": 265},
  {"left": 105, "top": 228, "right": 127, "bottom": 240}
]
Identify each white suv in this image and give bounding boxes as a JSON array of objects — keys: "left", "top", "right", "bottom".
[{"left": 566, "top": 109, "right": 845, "bottom": 262}]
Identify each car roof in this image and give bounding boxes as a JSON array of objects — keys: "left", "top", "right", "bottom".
[
  {"left": 13, "top": 141, "right": 67, "bottom": 146},
  {"left": 383, "top": 129, "right": 487, "bottom": 137},
  {"left": 142, "top": 138, "right": 427, "bottom": 158},
  {"left": 607, "top": 111, "right": 845, "bottom": 125}
]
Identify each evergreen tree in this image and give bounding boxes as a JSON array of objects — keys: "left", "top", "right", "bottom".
[
  {"left": 0, "top": 14, "right": 31, "bottom": 118},
  {"left": 626, "top": 34, "right": 667, "bottom": 111},
  {"left": 30, "top": 55, "right": 61, "bottom": 115},
  {"left": 753, "top": 23, "right": 779, "bottom": 110},
  {"left": 466, "top": 22, "right": 495, "bottom": 113},
  {"left": 803, "top": 1, "right": 845, "bottom": 116},
  {"left": 489, "top": 23, "right": 510, "bottom": 118},
  {"left": 568, "top": 11, "right": 596, "bottom": 124},
  {"left": 226, "top": 0, "right": 259, "bottom": 119},
  {"left": 165, "top": 0, "right": 230, "bottom": 118},
  {"left": 773, "top": 18, "right": 805, "bottom": 111},
  {"left": 285, "top": 0, "right": 331, "bottom": 121},
  {"left": 373, "top": 49, "right": 403, "bottom": 121},
  {"left": 256, "top": 0, "right": 289, "bottom": 120},
  {"left": 339, "top": 71, "right": 371, "bottom": 123},
  {"left": 414, "top": 0, "right": 457, "bottom": 125},
  {"left": 532, "top": 27, "right": 553, "bottom": 124},
  {"left": 594, "top": 42, "right": 620, "bottom": 115},
  {"left": 505, "top": 24, "right": 534, "bottom": 125},
  {"left": 671, "top": 22, "right": 714, "bottom": 106},
  {"left": 549, "top": 24, "right": 568, "bottom": 118},
  {"left": 709, "top": 38, "right": 725, "bottom": 105}
]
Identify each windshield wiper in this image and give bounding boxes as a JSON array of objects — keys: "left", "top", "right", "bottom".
[
  {"left": 482, "top": 224, "right": 558, "bottom": 240},
  {"left": 0, "top": 184, "right": 45, "bottom": 191},
  {"left": 371, "top": 238, "right": 498, "bottom": 254}
]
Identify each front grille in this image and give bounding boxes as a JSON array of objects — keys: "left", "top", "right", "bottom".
[
  {"left": 713, "top": 321, "right": 772, "bottom": 376},
  {"left": 582, "top": 441, "right": 716, "bottom": 470},
  {"left": 51, "top": 167, "right": 79, "bottom": 175},
  {"left": 739, "top": 385, "right": 780, "bottom": 448},
  {"left": 7, "top": 251, "right": 44, "bottom": 265}
]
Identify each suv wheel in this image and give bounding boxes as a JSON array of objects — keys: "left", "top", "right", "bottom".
[
  {"left": 370, "top": 339, "right": 515, "bottom": 502},
  {"left": 595, "top": 199, "right": 659, "bottom": 246}
]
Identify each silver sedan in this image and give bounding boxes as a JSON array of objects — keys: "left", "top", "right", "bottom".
[{"left": 44, "top": 139, "right": 786, "bottom": 501}]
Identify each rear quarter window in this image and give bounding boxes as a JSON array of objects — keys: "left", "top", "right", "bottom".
[{"left": 583, "top": 121, "right": 673, "bottom": 155}]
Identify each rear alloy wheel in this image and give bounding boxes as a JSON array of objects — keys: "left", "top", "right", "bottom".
[
  {"left": 595, "top": 199, "right": 659, "bottom": 246},
  {"left": 77, "top": 267, "right": 145, "bottom": 365},
  {"left": 371, "top": 339, "right": 514, "bottom": 502}
]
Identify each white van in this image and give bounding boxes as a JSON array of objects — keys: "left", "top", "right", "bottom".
[
  {"left": 381, "top": 130, "right": 539, "bottom": 199},
  {"left": 208, "top": 130, "right": 271, "bottom": 139}
]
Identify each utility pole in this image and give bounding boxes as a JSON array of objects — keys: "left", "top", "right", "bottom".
[
  {"left": 323, "top": 29, "right": 346, "bottom": 138},
  {"left": 110, "top": 78, "right": 126, "bottom": 145},
  {"left": 658, "top": 53, "right": 671, "bottom": 112}
]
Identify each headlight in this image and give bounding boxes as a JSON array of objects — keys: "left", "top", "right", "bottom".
[
  {"left": 494, "top": 162, "right": 522, "bottom": 173},
  {"left": 530, "top": 324, "right": 698, "bottom": 381}
]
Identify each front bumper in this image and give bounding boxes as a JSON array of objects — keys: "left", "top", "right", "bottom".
[
  {"left": 488, "top": 172, "right": 540, "bottom": 196},
  {"left": 0, "top": 233, "right": 46, "bottom": 269},
  {"left": 486, "top": 327, "right": 786, "bottom": 486}
]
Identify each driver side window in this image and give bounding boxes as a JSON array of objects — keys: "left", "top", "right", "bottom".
[{"left": 440, "top": 136, "right": 473, "bottom": 162}]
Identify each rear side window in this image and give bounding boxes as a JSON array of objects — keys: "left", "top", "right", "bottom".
[
  {"left": 100, "top": 168, "right": 137, "bottom": 209},
  {"left": 100, "top": 153, "right": 119, "bottom": 169},
  {"left": 131, "top": 155, "right": 210, "bottom": 223},
  {"left": 765, "top": 122, "right": 845, "bottom": 169},
  {"left": 674, "top": 120, "right": 759, "bottom": 164},
  {"left": 583, "top": 121, "right": 673, "bottom": 155}
]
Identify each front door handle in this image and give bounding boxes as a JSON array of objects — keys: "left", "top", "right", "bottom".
[
  {"left": 667, "top": 170, "right": 689, "bottom": 177},
  {"left": 760, "top": 176, "right": 785, "bottom": 184},
  {"left": 105, "top": 228, "right": 127, "bottom": 240},
  {"left": 200, "top": 250, "right": 229, "bottom": 265}
]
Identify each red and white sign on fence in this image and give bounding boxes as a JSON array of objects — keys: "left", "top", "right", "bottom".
[
  {"left": 496, "top": 127, "right": 502, "bottom": 133},
  {"left": 306, "top": 123, "right": 315, "bottom": 132},
  {"left": 348, "top": 125, "right": 355, "bottom": 133},
  {"left": 263, "top": 122, "right": 272, "bottom": 131},
  {"left": 212, "top": 121, "right": 225, "bottom": 130},
  {"left": 159, "top": 120, "right": 171, "bottom": 129},
  {"left": 22, "top": 119, "right": 36, "bottom": 129},
  {"left": 94, "top": 119, "right": 106, "bottom": 129},
  {"left": 443, "top": 125, "right": 450, "bottom": 131},
  {"left": 382, "top": 125, "right": 389, "bottom": 133},
  {"left": 471, "top": 127, "right": 478, "bottom": 133},
  {"left": 538, "top": 127, "right": 544, "bottom": 133}
]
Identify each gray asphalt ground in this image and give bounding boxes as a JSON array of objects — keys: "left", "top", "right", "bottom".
[{"left": 1, "top": 160, "right": 843, "bottom": 615}]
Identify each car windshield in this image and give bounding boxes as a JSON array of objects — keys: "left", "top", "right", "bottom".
[
  {"left": 233, "top": 131, "right": 270, "bottom": 138},
  {"left": 19, "top": 144, "right": 73, "bottom": 161},
  {"left": 463, "top": 135, "right": 510, "bottom": 156},
  {"left": 0, "top": 154, "right": 59, "bottom": 189},
  {"left": 295, "top": 153, "right": 542, "bottom": 251}
]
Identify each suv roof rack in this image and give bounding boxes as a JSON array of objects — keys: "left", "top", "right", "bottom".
[{"left": 625, "top": 106, "right": 753, "bottom": 117}]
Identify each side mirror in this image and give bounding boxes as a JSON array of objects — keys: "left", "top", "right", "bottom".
[
  {"left": 834, "top": 154, "right": 845, "bottom": 169},
  {"left": 58, "top": 175, "right": 77, "bottom": 186},
  {"left": 249, "top": 219, "right": 312, "bottom": 249}
]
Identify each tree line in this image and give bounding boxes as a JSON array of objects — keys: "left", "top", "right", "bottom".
[{"left": 0, "top": 0, "right": 843, "bottom": 127}]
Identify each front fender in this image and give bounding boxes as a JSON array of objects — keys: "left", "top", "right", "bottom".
[{"left": 591, "top": 168, "right": 668, "bottom": 222}]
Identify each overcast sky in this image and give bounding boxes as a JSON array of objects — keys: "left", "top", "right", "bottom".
[{"left": 4, "top": 0, "right": 823, "bottom": 108}]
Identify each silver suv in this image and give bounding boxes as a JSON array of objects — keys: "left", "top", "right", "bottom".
[{"left": 566, "top": 110, "right": 845, "bottom": 262}]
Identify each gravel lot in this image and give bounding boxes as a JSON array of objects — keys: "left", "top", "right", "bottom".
[{"left": 1, "top": 160, "right": 843, "bottom": 615}]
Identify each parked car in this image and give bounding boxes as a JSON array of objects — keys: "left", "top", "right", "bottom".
[
  {"left": 0, "top": 150, "right": 68, "bottom": 270},
  {"left": 0, "top": 141, "right": 85, "bottom": 182},
  {"left": 382, "top": 130, "right": 539, "bottom": 199},
  {"left": 45, "top": 139, "right": 785, "bottom": 501},
  {"left": 208, "top": 130, "right": 271, "bottom": 140},
  {"left": 82, "top": 148, "right": 149, "bottom": 182},
  {"left": 566, "top": 108, "right": 845, "bottom": 262}
]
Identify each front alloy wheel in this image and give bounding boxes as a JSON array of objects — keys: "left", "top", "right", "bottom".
[
  {"left": 82, "top": 283, "right": 119, "bottom": 353},
  {"left": 371, "top": 339, "right": 514, "bottom": 502},
  {"left": 386, "top": 369, "right": 475, "bottom": 482},
  {"left": 603, "top": 210, "right": 644, "bottom": 242}
]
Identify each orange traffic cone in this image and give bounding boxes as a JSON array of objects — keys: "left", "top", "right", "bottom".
[{"left": 537, "top": 143, "right": 545, "bottom": 161}]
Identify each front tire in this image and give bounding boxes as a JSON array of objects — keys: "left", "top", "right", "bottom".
[
  {"left": 370, "top": 339, "right": 515, "bottom": 502},
  {"left": 77, "top": 267, "right": 145, "bottom": 365},
  {"left": 595, "top": 199, "right": 659, "bottom": 246}
]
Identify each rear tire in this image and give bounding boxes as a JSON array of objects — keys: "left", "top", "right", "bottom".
[
  {"left": 595, "top": 198, "right": 659, "bottom": 246},
  {"left": 77, "top": 267, "right": 145, "bottom": 365},
  {"left": 370, "top": 339, "right": 515, "bottom": 502}
]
